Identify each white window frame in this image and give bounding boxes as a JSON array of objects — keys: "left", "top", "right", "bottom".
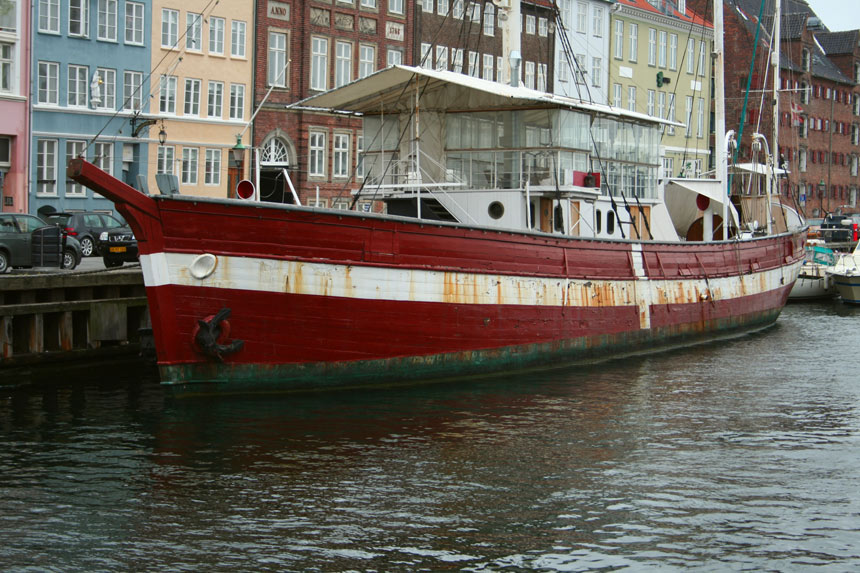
[
  {"left": 0, "top": 43, "right": 13, "bottom": 94},
  {"left": 387, "top": 48, "right": 402, "bottom": 66},
  {"left": 39, "top": 0, "right": 60, "bottom": 33},
  {"left": 209, "top": 16, "right": 225, "bottom": 55},
  {"left": 669, "top": 34, "right": 677, "bottom": 70},
  {"left": 437, "top": 45, "right": 449, "bottom": 72},
  {"left": 186, "top": 12, "right": 202, "bottom": 51},
  {"left": 538, "top": 17, "right": 548, "bottom": 37},
  {"left": 685, "top": 95, "right": 693, "bottom": 137},
  {"left": 125, "top": 2, "right": 144, "bottom": 45},
  {"left": 181, "top": 147, "right": 199, "bottom": 185},
  {"left": 687, "top": 38, "right": 695, "bottom": 74},
  {"left": 311, "top": 36, "right": 328, "bottom": 91},
  {"left": 359, "top": 44, "right": 376, "bottom": 78},
  {"left": 333, "top": 132, "right": 350, "bottom": 178},
  {"left": 576, "top": 2, "right": 586, "bottom": 34},
  {"left": 628, "top": 86, "right": 636, "bottom": 112},
  {"left": 483, "top": 53, "right": 493, "bottom": 81},
  {"left": 97, "top": 0, "right": 117, "bottom": 42},
  {"left": 613, "top": 83, "right": 622, "bottom": 108},
  {"left": 157, "top": 145, "right": 175, "bottom": 175},
  {"left": 38, "top": 61, "right": 59, "bottom": 105},
  {"left": 69, "top": 0, "right": 89, "bottom": 38},
  {"left": 614, "top": 20, "right": 623, "bottom": 60},
  {"left": 648, "top": 28, "right": 656, "bottom": 66},
  {"left": 389, "top": 0, "right": 404, "bottom": 16},
  {"left": 697, "top": 97, "right": 704, "bottom": 138},
  {"left": 204, "top": 148, "right": 222, "bottom": 186},
  {"left": 231, "top": 20, "right": 246, "bottom": 58},
  {"left": 658, "top": 30, "right": 667, "bottom": 68},
  {"left": 184, "top": 78, "right": 201, "bottom": 116},
  {"left": 309, "top": 131, "right": 326, "bottom": 178},
  {"left": 161, "top": 8, "right": 178, "bottom": 48},
  {"left": 591, "top": 57, "right": 601, "bottom": 87},
  {"left": 37, "top": 139, "right": 58, "bottom": 196},
  {"left": 65, "top": 140, "right": 87, "bottom": 196},
  {"left": 437, "top": 0, "right": 449, "bottom": 17},
  {"left": 524, "top": 61, "right": 535, "bottom": 89},
  {"left": 525, "top": 14, "right": 535, "bottom": 35},
  {"left": 484, "top": 4, "right": 495, "bottom": 36},
  {"left": 629, "top": 23, "right": 638, "bottom": 62},
  {"left": 67, "top": 64, "right": 88, "bottom": 108},
  {"left": 229, "top": 83, "right": 244, "bottom": 120},
  {"left": 647, "top": 89, "right": 655, "bottom": 116},
  {"left": 94, "top": 142, "right": 113, "bottom": 176},
  {"left": 335, "top": 40, "right": 352, "bottom": 88},
  {"left": 268, "top": 31, "right": 288, "bottom": 87},
  {"left": 96, "top": 68, "right": 116, "bottom": 110},
  {"left": 592, "top": 6, "right": 603, "bottom": 37},
  {"left": 207, "top": 80, "right": 223, "bottom": 118},
  {"left": 159, "top": 74, "right": 177, "bottom": 114},
  {"left": 356, "top": 135, "right": 365, "bottom": 179},
  {"left": 123, "top": 70, "right": 142, "bottom": 111}
]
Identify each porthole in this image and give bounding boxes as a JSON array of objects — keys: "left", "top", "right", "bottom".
[{"left": 488, "top": 201, "right": 505, "bottom": 220}]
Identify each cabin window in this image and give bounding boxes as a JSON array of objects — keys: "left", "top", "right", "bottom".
[
  {"left": 596, "top": 209, "right": 602, "bottom": 234},
  {"left": 607, "top": 211, "right": 615, "bottom": 235},
  {"left": 554, "top": 204, "right": 563, "bottom": 232},
  {"left": 488, "top": 201, "right": 504, "bottom": 220}
]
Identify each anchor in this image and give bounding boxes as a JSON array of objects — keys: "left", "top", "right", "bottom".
[{"left": 193, "top": 308, "right": 244, "bottom": 361}]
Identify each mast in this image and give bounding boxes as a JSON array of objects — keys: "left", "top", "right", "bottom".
[
  {"left": 714, "top": 0, "right": 728, "bottom": 239},
  {"left": 768, "top": 0, "right": 781, "bottom": 234}
]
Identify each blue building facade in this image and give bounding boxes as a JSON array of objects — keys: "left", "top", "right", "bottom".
[{"left": 30, "top": 0, "right": 152, "bottom": 217}]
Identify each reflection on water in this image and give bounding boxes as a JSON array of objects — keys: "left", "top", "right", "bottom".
[{"left": 2, "top": 302, "right": 860, "bottom": 571}]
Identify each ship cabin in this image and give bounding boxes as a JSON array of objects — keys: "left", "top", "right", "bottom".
[{"left": 296, "top": 66, "right": 692, "bottom": 242}]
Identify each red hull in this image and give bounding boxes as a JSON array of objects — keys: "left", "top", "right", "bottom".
[{"left": 68, "top": 159, "right": 806, "bottom": 394}]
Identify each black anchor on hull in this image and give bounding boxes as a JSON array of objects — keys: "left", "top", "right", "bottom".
[{"left": 194, "top": 308, "right": 244, "bottom": 361}]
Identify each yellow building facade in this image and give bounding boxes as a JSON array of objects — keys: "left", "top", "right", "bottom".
[
  {"left": 609, "top": 1, "right": 713, "bottom": 180},
  {"left": 148, "top": 1, "right": 253, "bottom": 198}
]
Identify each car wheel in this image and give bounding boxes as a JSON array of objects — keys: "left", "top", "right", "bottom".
[
  {"left": 62, "top": 249, "right": 78, "bottom": 270},
  {"left": 0, "top": 251, "right": 8, "bottom": 273},
  {"left": 80, "top": 236, "right": 94, "bottom": 257},
  {"left": 104, "top": 258, "right": 123, "bottom": 268}
]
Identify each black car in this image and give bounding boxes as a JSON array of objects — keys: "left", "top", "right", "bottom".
[
  {"left": 45, "top": 211, "right": 127, "bottom": 257},
  {"left": 819, "top": 214, "right": 860, "bottom": 244},
  {"left": 0, "top": 213, "right": 82, "bottom": 272},
  {"left": 99, "top": 226, "right": 138, "bottom": 268}
]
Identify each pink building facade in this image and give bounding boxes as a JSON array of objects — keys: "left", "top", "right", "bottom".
[{"left": 0, "top": 0, "right": 29, "bottom": 213}]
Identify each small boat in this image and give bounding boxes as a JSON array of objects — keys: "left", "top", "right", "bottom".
[
  {"left": 828, "top": 243, "right": 860, "bottom": 304},
  {"left": 788, "top": 244, "right": 837, "bottom": 301}
]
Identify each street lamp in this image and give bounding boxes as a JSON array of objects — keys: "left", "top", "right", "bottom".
[
  {"left": 158, "top": 122, "right": 167, "bottom": 145},
  {"left": 229, "top": 135, "right": 247, "bottom": 198}
]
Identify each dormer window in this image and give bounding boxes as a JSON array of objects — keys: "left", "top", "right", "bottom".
[
  {"left": 802, "top": 49, "right": 810, "bottom": 72},
  {"left": 678, "top": 0, "right": 686, "bottom": 14}
]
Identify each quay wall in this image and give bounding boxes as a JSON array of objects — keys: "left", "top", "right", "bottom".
[{"left": 0, "top": 269, "right": 149, "bottom": 371}]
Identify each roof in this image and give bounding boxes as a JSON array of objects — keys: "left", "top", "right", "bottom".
[
  {"left": 615, "top": 0, "right": 712, "bottom": 28},
  {"left": 816, "top": 30, "right": 860, "bottom": 55},
  {"left": 293, "top": 65, "right": 682, "bottom": 127}
]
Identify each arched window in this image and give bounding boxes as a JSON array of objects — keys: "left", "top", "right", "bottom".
[{"left": 260, "top": 137, "right": 290, "bottom": 165}]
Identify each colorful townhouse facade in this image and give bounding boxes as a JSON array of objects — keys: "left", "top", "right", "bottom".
[
  {"left": 30, "top": 0, "right": 153, "bottom": 217},
  {"left": 149, "top": 1, "right": 254, "bottom": 198},
  {"left": 609, "top": 0, "right": 713, "bottom": 181},
  {"left": 553, "top": 0, "right": 612, "bottom": 104},
  {"left": 0, "top": 0, "right": 28, "bottom": 214},
  {"left": 690, "top": 0, "right": 860, "bottom": 216},
  {"left": 249, "top": 0, "right": 412, "bottom": 209}
]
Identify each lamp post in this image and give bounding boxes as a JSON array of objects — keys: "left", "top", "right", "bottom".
[
  {"left": 229, "top": 136, "right": 247, "bottom": 199},
  {"left": 819, "top": 179, "right": 826, "bottom": 215}
]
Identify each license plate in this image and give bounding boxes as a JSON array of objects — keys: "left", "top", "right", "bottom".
[{"left": 109, "top": 246, "right": 127, "bottom": 253}]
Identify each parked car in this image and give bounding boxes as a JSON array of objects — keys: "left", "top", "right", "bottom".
[
  {"left": 819, "top": 214, "right": 860, "bottom": 244},
  {"left": 0, "top": 213, "right": 82, "bottom": 273},
  {"left": 99, "top": 226, "right": 138, "bottom": 268},
  {"left": 44, "top": 211, "right": 126, "bottom": 257}
]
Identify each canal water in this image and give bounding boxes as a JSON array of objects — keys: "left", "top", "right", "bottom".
[{"left": 1, "top": 301, "right": 859, "bottom": 571}]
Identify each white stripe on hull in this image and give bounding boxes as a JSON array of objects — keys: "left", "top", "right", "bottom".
[{"left": 140, "top": 250, "right": 800, "bottom": 322}]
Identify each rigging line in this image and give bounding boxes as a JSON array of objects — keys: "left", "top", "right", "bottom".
[
  {"left": 335, "top": 5, "right": 458, "bottom": 207},
  {"left": 677, "top": 0, "right": 711, "bottom": 173},
  {"left": 349, "top": 71, "right": 434, "bottom": 210},
  {"left": 84, "top": 0, "right": 221, "bottom": 154},
  {"left": 729, "top": 0, "right": 768, "bottom": 196}
]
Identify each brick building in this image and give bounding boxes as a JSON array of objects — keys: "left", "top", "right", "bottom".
[
  {"left": 252, "top": 0, "right": 412, "bottom": 208},
  {"left": 416, "top": 0, "right": 554, "bottom": 87},
  {"left": 689, "top": 0, "right": 860, "bottom": 216}
]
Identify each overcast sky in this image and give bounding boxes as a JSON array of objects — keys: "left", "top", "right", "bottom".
[{"left": 804, "top": 0, "right": 860, "bottom": 32}]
